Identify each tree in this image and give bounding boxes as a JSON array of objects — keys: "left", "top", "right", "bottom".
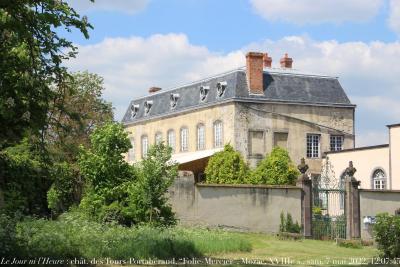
[
  {"left": 0, "top": 0, "right": 92, "bottom": 148},
  {"left": 205, "top": 144, "right": 249, "bottom": 184},
  {"left": 249, "top": 147, "right": 299, "bottom": 185},
  {"left": 126, "top": 143, "right": 178, "bottom": 226}
]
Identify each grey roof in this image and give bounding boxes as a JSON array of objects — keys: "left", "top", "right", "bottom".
[{"left": 122, "top": 68, "right": 354, "bottom": 125}]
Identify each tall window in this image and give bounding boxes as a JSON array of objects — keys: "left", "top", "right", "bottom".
[
  {"left": 141, "top": 135, "right": 148, "bottom": 158},
  {"left": 330, "top": 135, "right": 344, "bottom": 151},
  {"left": 180, "top": 127, "right": 188, "bottom": 152},
  {"left": 128, "top": 137, "right": 135, "bottom": 162},
  {"left": 197, "top": 124, "right": 205, "bottom": 150},
  {"left": 167, "top": 130, "right": 175, "bottom": 153},
  {"left": 306, "top": 134, "right": 320, "bottom": 158},
  {"left": 372, "top": 169, "right": 386, "bottom": 190},
  {"left": 213, "top": 120, "right": 223, "bottom": 148},
  {"left": 249, "top": 130, "right": 264, "bottom": 156},
  {"left": 155, "top": 132, "right": 162, "bottom": 145}
]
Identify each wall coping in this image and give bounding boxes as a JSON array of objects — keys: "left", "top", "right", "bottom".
[
  {"left": 360, "top": 189, "right": 400, "bottom": 193},
  {"left": 196, "top": 183, "right": 301, "bottom": 189}
]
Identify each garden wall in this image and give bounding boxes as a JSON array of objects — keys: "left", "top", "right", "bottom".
[
  {"left": 168, "top": 175, "right": 302, "bottom": 233},
  {"left": 360, "top": 189, "right": 400, "bottom": 240}
]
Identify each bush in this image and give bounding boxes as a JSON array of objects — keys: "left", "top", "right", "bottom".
[
  {"left": 337, "top": 239, "right": 362, "bottom": 249},
  {"left": 279, "top": 212, "right": 301, "bottom": 234},
  {"left": 0, "top": 213, "right": 19, "bottom": 257},
  {"left": 248, "top": 147, "right": 299, "bottom": 185},
  {"left": 374, "top": 213, "right": 400, "bottom": 258},
  {"left": 205, "top": 144, "right": 249, "bottom": 184},
  {"left": 13, "top": 212, "right": 251, "bottom": 260}
]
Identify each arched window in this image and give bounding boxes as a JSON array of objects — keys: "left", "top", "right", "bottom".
[
  {"left": 141, "top": 135, "right": 148, "bottom": 158},
  {"left": 167, "top": 130, "right": 175, "bottom": 153},
  {"left": 128, "top": 137, "right": 135, "bottom": 162},
  {"left": 155, "top": 132, "right": 162, "bottom": 145},
  {"left": 197, "top": 123, "right": 205, "bottom": 150},
  {"left": 213, "top": 120, "right": 223, "bottom": 148},
  {"left": 180, "top": 127, "right": 189, "bottom": 152},
  {"left": 372, "top": 169, "right": 386, "bottom": 190}
]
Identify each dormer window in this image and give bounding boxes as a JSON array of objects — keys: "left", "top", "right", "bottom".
[
  {"left": 144, "top": 100, "right": 153, "bottom": 115},
  {"left": 217, "top": 81, "right": 227, "bottom": 97},
  {"left": 130, "top": 104, "right": 139, "bottom": 118},
  {"left": 200, "top": 86, "right": 210, "bottom": 102},
  {"left": 170, "top": 93, "right": 180, "bottom": 109}
]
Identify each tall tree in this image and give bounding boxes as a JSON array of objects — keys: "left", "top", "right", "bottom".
[{"left": 0, "top": 0, "right": 92, "bottom": 148}]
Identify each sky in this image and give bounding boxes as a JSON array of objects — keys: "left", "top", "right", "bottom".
[{"left": 64, "top": 0, "right": 400, "bottom": 147}]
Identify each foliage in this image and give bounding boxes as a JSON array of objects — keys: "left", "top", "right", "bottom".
[
  {"left": 0, "top": 140, "right": 51, "bottom": 216},
  {"left": 13, "top": 212, "right": 251, "bottom": 260},
  {"left": 126, "top": 143, "right": 178, "bottom": 226},
  {"left": 0, "top": 213, "right": 20, "bottom": 257},
  {"left": 78, "top": 122, "right": 135, "bottom": 224},
  {"left": 374, "top": 213, "right": 400, "bottom": 258},
  {"left": 248, "top": 147, "right": 299, "bottom": 185},
  {"left": 205, "top": 144, "right": 249, "bottom": 184},
  {"left": 0, "top": 0, "right": 92, "bottom": 148},
  {"left": 337, "top": 239, "right": 362, "bottom": 249},
  {"left": 279, "top": 212, "right": 301, "bottom": 234}
]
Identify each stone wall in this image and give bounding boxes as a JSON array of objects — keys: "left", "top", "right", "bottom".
[
  {"left": 359, "top": 189, "right": 400, "bottom": 239},
  {"left": 168, "top": 175, "right": 302, "bottom": 233}
]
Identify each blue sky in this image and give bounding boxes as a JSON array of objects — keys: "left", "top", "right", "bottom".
[{"left": 65, "top": 0, "right": 400, "bottom": 147}]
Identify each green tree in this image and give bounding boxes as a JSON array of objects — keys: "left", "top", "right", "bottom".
[
  {"left": 374, "top": 213, "right": 400, "bottom": 258},
  {"left": 205, "top": 144, "right": 249, "bottom": 184},
  {"left": 78, "top": 122, "right": 135, "bottom": 224},
  {"left": 0, "top": 0, "right": 92, "bottom": 148},
  {"left": 126, "top": 143, "right": 178, "bottom": 226},
  {"left": 249, "top": 147, "right": 299, "bottom": 185}
]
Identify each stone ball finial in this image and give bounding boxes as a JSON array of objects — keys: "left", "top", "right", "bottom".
[
  {"left": 298, "top": 158, "right": 309, "bottom": 174},
  {"left": 345, "top": 161, "right": 357, "bottom": 177}
]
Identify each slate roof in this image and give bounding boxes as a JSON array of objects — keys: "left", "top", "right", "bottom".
[{"left": 122, "top": 68, "right": 354, "bottom": 125}]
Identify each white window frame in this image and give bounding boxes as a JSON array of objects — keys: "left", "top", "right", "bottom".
[
  {"left": 180, "top": 127, "right": 189, "bottom": 152},
  {"left": 306, "top": 134, "right": 320, "bottom": 158},
  {"left": 155, "top": 132, "right": 162, "bottom": 145},
  {"left": 141, "top": 135, "right": 148, "bottom": 158},
  {"left": 197, "top": 123, "right": 205, "bottom": 150},
  {"left": 372, "top": 169, "right": 386, "bottom": 190},
  {"left": 128, "top": 137, "right": 135, "bottom": 162},
  {"left": 330, "top": 135, "right": 344, "bottom": 151},
  {"left": 167, "top": 130, "right": 175, "bottom": 153},
  {"left": 213, "top": 120, "right": 223, "bottom": 148}
]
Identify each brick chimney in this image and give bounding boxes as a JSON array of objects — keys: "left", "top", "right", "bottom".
[
  {"left": 246, "top": 52, "right": 264, "bottom": 95},
  {"left": 263, "top": 53, "right": 272, "bottom": 68},
  {"left": 280, "top": 53, "right": 293, "bottom": 69},
  {"left": 148, "top": 87, "right": 161, "bottom": 93}
]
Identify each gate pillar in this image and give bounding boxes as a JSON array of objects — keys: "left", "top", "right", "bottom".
[
  {"left": 344, "top": 161, "right": 361, "bottom": 239},
  {"left": 297, "top": 158, "right": 312, "bottom": 238}
]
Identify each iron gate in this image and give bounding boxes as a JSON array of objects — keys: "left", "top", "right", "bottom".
[{"left": 312, "top": 158, "right": 346, "bottom": 240}]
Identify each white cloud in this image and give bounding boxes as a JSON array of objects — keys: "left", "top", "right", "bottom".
[
  {"left": 250, "top": 0, "right": 384, "bottom": 24},
  {"left": 67, "top": 34, "right": 400, "bottom": 146},
  {"left": 388, "top": 0, "right": 400, "bottom": 35},
  {"left": 67, "top": 0, "right": 149, "bottom": 14}
]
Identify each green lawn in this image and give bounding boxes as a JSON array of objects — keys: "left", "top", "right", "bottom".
[{"left": 210, "top": 232, "right": 379, "bottom": 266}]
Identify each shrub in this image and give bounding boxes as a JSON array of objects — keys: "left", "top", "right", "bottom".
[
  {"left": 337, "top": 239, "right": 362, "bottom": 249},
  {"left": 248, "top": 147, "right": 299, "bottom": 185},
  {"left": 374, "top": 213, "right": 400, "bottom": 258},
  {"left": 279, "top": 212, "right": 301, "bottom": 234},
  {"left": 205, "top": 144, "right": 249, "bottom": 184},
  {"left": 0, "top": 213, "right": 19, "bottom": 257}
]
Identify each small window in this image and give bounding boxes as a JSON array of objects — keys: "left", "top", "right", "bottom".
[
  {"left": 155, "top": 132, "right": 162, "bottom": 145},
  {"left": 130, "top": 104, "right": 139, "bottom": 118},
  {"left": 249, "top": 130, "right": 264, "bottom": 156},
  {"left": 180, "top": 127, "right": 189, "bottom": 152},
  {"left": 141, "top": 135, "right": 148, "bottom": 158},
  {"left": 128, "top": 137, "right": 135, "bottom": 161},
  {"left": 197, "top": 123, "right": 205, "bottom": 150},
  {"left": 274, "top": 132, "right": 288, "bottom": 149},
  {"left": 213, "top": 120, "right": 223, "bottom": 148},
  {"left": 167, "top": 130, "right": 175, "bottom": 153},
  {"left": 199, "top": 86, "right": 210, "bottom": 101},
  {"left": 216, "top": 81, "right": 227, "bottom": 97},
  {"left": 144, "top": 100, "right": 153, "bottom": 115},
  {"left": 372, "top": 169, "right": 386, "bottom": 190},
  {"left": 170, "top": 93, "right": 179, "bottom": 109},
  {"left": 330, "top": 135, "right": 344, "bottom": 151},
  {"left": 307, "top": 134, "right": 320, "bottom": 158}
]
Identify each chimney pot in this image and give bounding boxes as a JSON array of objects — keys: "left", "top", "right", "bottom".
[
  {"left": 149, "top": 87, "right": 161, "bottom": 93},
  {"left": 263, "top": 53, "right": 272, "bottom": 68},
  {"left": 280, "top": 53, "right": 293, "bottom": 69},
  {"left": 246, "top": 52, "right": 264, "bottom": 95}
]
